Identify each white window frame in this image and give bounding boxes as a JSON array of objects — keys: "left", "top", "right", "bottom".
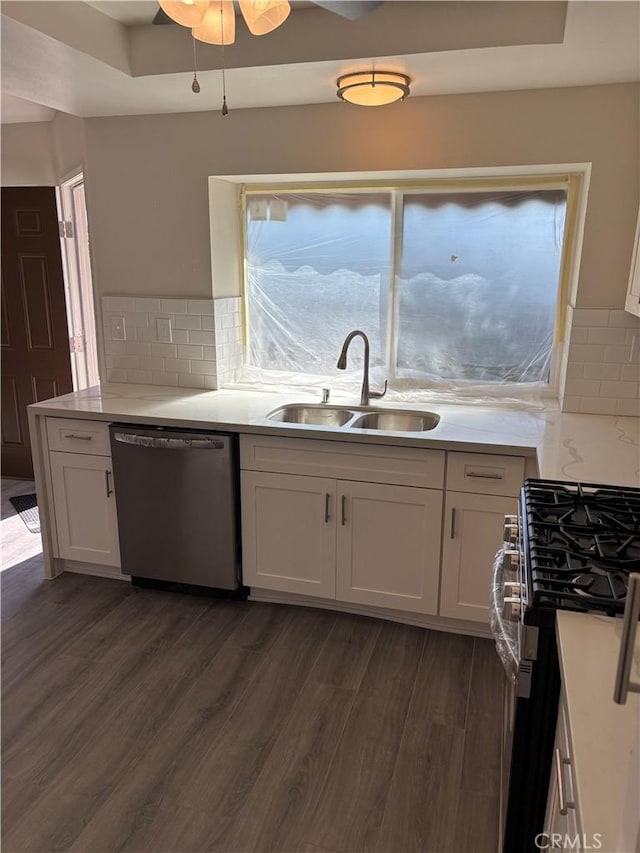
[{"left": 209, "top": 164, "right": 591, "bottom": 401}]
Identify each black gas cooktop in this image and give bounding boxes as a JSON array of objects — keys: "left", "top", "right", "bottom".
[{"left": 521, "top": 479, "right": 640, "bottom": 618}]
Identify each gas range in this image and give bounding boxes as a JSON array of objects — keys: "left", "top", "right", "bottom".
[
  {"left": 494, "top": 477, "right": 640, "bottom": 852},
  {"left": 503, "top": 479, "right": 640, "bottom": 629}
]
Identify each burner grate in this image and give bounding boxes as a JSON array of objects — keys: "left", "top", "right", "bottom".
[{"left": 522, "top": 478, "right": 640, "bottom": 616}]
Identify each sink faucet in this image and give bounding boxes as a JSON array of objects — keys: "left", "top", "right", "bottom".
[{"left": 336, "top": 330, "right": 388, "bottom": 406}]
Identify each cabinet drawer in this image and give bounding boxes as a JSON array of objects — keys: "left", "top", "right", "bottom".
[
  {"left": 446, "top": 451, "right": 524, "bottom": 497},
  {"left": 240, "top": 435, "right": 445, "bottom": 489},
  {"left": 46, "top": 417, "right": 111, "bottom": 456}
]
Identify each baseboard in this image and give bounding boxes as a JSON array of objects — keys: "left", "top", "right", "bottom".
[
  {"left": 248, "top": 587, "right": 492, "bottom": 638},
  {"left": 62, "top": 559, "right": 130, "bottom": 581}
]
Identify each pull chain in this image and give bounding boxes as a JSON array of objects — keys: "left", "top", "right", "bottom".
[
  {"left": 191, "top": 36, "right": 201, "bottom": 93},
  {"left": 220, "top": 0, "right": 229, "bottom": 115}
]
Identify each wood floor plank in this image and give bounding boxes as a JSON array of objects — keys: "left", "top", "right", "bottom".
[
  {"left": 307, "top": 612, "right": 382, "bottom": 691},
  {"left": 453, "top": 790, "right": 501, "bottom": 853},
  {"left": 375, "top": 723, "right": 465, "bottom": 853},
  {"left": 301, "top": 620, "right": 427, "bottom": 853},
  {"left": 409, "top": 629, "right": 474, "bottom": 729},
  {"left": 220, "top": 679, "right": 357, "bottom": 853},
  {"left": 460, "top": 639, "right": 504, "bottom": 800},
  {"left": 2, "top": 594, "right": 209, "bottom": 786},
  {"left": 224, "top": 600, "right": 294, "bottom": 652},
  {"left": 168, "top": 607, "right": 336, "bottom": 825}
]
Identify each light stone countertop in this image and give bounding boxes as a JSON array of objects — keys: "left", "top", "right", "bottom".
[
  {"left": 556, "top": 611, "right": 640, "bottom": 853},
  {"left": 28, "top": 383, "right": 640, "bottom": 487}
]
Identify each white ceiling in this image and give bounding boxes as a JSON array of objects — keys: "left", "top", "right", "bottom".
[{"left": 1, "top": 1, "right": 639, "bottom": 124}]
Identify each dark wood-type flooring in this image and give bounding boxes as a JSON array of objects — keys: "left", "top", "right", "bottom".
[{"left": 2, "top": 558, "right": 503, "bottom": 853}]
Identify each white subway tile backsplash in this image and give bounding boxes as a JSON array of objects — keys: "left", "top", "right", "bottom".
[
  {"left": 562, "top": 306, "right": 640, "bottom": 414},
  {"left": 188, "top": 330, "right": 216, "bottom": 346},
  {"left": 106, "top": 367, "right": 128, "bottom": 382},
  {"left": 567, "top": 344, "right": 605, "bottom": 363},
  {"left": 101, "top": 294, "right": 221, "bottom": 390},
  {"left": 608, "top": 310, "right": 640, "bottom": 328},
  {"left": 160, "top": 299, "right": 188, "bottom": 314},
  {"left": 203, "top": 375, "right": 218, "bottom": 389},
  {"left": 563, "top": 378, "right": 601, "bottom": 397},
  {"left": 620, "top": 363, "right": 640, "bottom": 381},
  {"left": 174, "top": 314, "right": 202, "bottom": 331},
  {"left": 178, "top": 374, "right": 205, "bottom": 389},
  {"left": 164, "top": 358, "right": 191, "bottom": 373},
  {"left": 134, "top": 297, "right": 161, "bottom": 313},
  {"left": 177, "top": 344, "right": 204, "bottom": 359},
  {"left": 617, "top": 398, "right": 640, "bottom": 416},
  {"left": 152, "top": 371, "right": 179, "bottom": 386},
  {"left": 572, "top": 309, "right": 610, "bottom": 327},
  {"left": 127, "top": 369, "right": 153, "bottom": 384},
  {"left": 587, "top": 327, "right": 625, "bottom": 345},
  {"left": 151, "top": 343, "right": 178, "bottom": 358},
  {"left": 599, "top": 380, "right": 639, "bottom": 399},
  {"left": 603, "top": 345, "right": 632, "bottom": 363},
  {"left": 187, "top": 300, "right": 214, "bottom": 315},
  {"left": 578, "top": 397, "right": 618, "bottom": 415}
]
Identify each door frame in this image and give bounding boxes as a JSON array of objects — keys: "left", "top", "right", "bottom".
[{"left": 57, "top": 170, "right": 100, "bottom": 390}]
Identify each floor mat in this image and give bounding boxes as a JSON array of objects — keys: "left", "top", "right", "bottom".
[{"left": 8, "top": 493, "right": 41, "bottom": 534}]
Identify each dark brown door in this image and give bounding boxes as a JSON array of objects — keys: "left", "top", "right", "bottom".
[{"left": 1, "top": 187, "right": 73, "bottom": 479}]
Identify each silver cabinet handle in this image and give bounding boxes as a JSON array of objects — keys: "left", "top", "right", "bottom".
[
  {"left": 466, "top": 471, "right": 503, "bottom": 480},
  {"left": 64, "top": 433, "right": 92, "bottom": 440},
  {"left": 450, "top": 507, "right": 456, "bottom": 539},
  {"left": 614, "top": 572, "right": 640, "bottom": 704},
  {"left": 105, "top": 470, "right": 113, "bottom": 497},
  {"left": 324, "top": 493, "right": 330, "bottom": 523},
  {"left": 341, "top": 495, "right": 347, "bottom": 526},
  {"left": 555, "top": 748, "right": 575, "bottom": 816}
]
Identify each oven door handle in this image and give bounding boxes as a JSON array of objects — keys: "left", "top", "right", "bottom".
[{"left": 490, "top": 547, "right": 519, "bottom": 679}]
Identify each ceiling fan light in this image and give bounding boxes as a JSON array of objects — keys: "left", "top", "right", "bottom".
[
  {"left": 192, "top": 0, "right": 236, "bottom": 44},
  {"left": 239, "top": 0, "right": 291, "bottom": 35},
  {"left": 336, "top": 71, "right": 410, "bottom": 106},
  {"left": 159, "top": 0, "right": 209, "bottom": 27}
]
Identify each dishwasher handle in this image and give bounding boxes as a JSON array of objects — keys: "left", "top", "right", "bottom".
[{"left": 112, "top": 432, "right": 225, "bottom": 450}]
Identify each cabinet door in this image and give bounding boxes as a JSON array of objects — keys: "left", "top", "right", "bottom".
[
  {"left": 336, "top": 481, "right": 442, "bottom": 615},
  {"left": 241, "top": 471, "right": 336, "bottom": 597},
  {"left": 440, "top": 491, "right": 517, "bottom": 623},
  {"left": 49, "top": 451, "right": 120, "bottom": 567}
]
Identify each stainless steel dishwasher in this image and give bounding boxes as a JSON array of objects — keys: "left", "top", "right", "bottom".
[{"left": 109, "top": 424, "right": 243, "bottom": 595}]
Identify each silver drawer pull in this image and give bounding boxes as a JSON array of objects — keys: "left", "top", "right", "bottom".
[
  {"left": 614, "top": 572, "right": 640, "bottom": 704},
  {"left": 466, "top": 471, "right": 503, "bottom": 480},
  {"left": 341, "top": 495, "right": 347, "bottom": 526},
  {"left": 105, "top": 469, "right": 113, "bottom": 497},
  {"left": 555, "top": 748, "right": 575, "bottom": 816},
  {"left": 450, "top": 507, "right": 456, "bottom": 539},
  {"left": 324, "top": 493, "right": 330, "bottom": 523},
  {"left": 64, "top": 433, "right": 92, "bottom": 440}
]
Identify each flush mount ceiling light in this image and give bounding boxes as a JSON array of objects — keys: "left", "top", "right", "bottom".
[
  {"left": 336, "top": 70, "right": 411, "bottom": 106},
  {"left": 159, "top": 0, "right": 291, "bottom": 45}
]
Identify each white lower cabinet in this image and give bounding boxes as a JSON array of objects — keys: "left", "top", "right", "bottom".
[
  {"left": 439, "top": 492, "right": 518, "bottom": 623},
  {"left": 543, "top": 693, "right": 581, "bottom": 850},
  {"left": 241, "top": 471, "right": 336, "bottom": 598},
  {"left": 49, "top": 451, "right": 120, "bottom": 567},
  {"left": 241, "top": 470, "right": 443, "bottom": 614},
  {"left": 336, "top": 480, "right": 442, "bottom": 614}
]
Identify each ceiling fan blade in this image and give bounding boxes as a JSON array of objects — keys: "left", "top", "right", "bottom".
[
  {"left": 152, "top": 7, "right": 175, "bottom": 25},
  {"left": 311, "top": 1, "right": 383, "bottom": 20}
]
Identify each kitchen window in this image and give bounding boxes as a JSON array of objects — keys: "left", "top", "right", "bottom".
[{"left": 241, "top": 177, "right": 575, "bottom": 400}]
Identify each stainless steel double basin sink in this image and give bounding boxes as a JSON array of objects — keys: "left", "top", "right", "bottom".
[{"left": 265, "top": 403, "right": 440, "bottom": 433}]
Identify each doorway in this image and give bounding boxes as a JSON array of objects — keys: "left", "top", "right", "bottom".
[{"left": 58, "top": 173, "right": 100, "bottom": 390}]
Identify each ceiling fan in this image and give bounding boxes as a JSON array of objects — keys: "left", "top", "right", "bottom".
[{"left": 153, "top": 1, "right": 384, "bottom": 41}]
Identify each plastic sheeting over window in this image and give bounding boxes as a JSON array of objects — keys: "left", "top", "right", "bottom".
[{"left": 239, "top": 187, "right": 567, "bottom": 406}]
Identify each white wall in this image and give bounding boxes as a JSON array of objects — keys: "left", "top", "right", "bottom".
[
  {"left": 1, "top": 121, "right": 56, "bottom": 185},
  {"left": 80, "top": 83, "right": 639, "bottom": 308}
]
